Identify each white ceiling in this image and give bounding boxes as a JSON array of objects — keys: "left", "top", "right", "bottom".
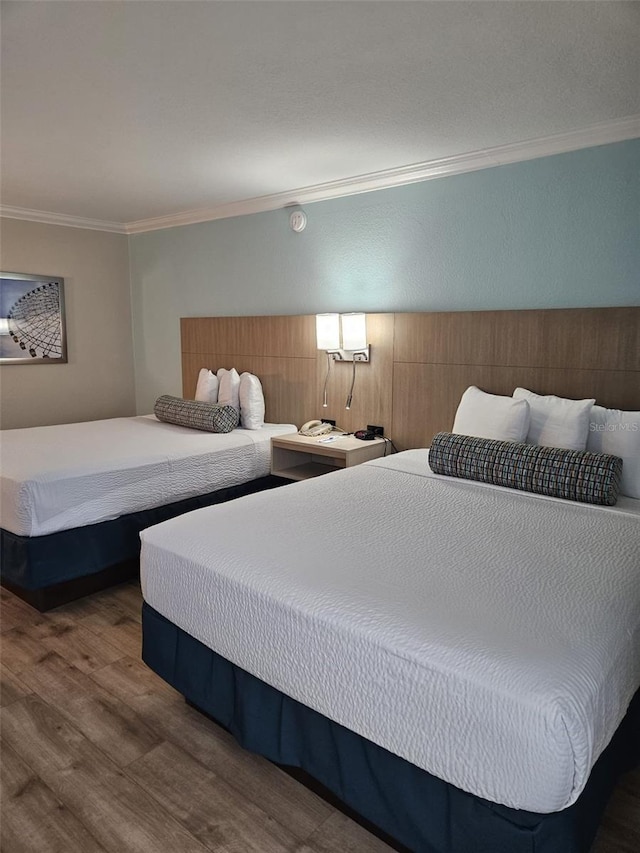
[{"left": 1, "top": 1, "right": 639, "bottom": 229}]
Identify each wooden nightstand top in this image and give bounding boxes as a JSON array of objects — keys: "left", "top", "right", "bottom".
[{"left": 271, "top": 432, "right": 386, "bottom": 480}]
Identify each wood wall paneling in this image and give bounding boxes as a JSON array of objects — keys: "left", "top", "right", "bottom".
[
  {"left": 394, "top": 310, "right": 545, "bottom": 367},
  {"left": 182, "top": 308, "right": 640, "bottom": 448},
  {"left": 391, "top": 307, "right": 640, "bottom": 450},
  {"left": 541, "top": 308, "right": 640, "bottom": 372},
  {"left": 182, "top": 351, "right": 316, "bottom": 427},
  {"left": 391, "top": 362, "right": 640, "bottom": 452},
  {"left": 182, "top": 313, "right": 395, "bottom": 432},
  {"left": 181, "top": 315, "right": 317, "bottom": 359},
  {"left": 394, "top": 308, "right": 640, "bottom": 371}
]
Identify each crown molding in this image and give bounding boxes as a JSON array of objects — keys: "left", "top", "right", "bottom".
[
  {"left": 2, "top": 116, "right": 638, "bottom": 235},
  {"left": 124, "top": 115, "right": 640, "bottom": 233},
  {"left": 0, "top": 205, "right": 127, "bottom": 234}
]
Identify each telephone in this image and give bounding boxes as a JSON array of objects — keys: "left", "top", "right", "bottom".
[{"left": 299, "top": 420, "right": 333, "bottom": 437}]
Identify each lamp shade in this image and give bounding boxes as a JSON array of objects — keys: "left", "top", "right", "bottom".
[
  {"left": 340, "top": 313, "right": 367, "bottom": 350},
  {"left": 316, "top": 313, "right": 340, "bottom": 350}
]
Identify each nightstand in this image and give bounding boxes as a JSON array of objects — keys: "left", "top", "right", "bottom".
[{"left": 271, "top": 432, "right": 386, "bottom": 481}]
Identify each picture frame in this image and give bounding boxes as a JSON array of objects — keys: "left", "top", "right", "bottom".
[{"left": 0, "top": 271, "right": 67, "bottom": 364}]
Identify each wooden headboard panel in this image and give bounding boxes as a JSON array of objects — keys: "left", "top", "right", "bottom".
[
  {"left": 181, "top": 313, "right": 395, "bottom": 434},
  {"left": 182, "top": 307, "right": 639, "bottom": 449},
  {"left": 181, "top": 315, "right": 317, "bottom": 428}
]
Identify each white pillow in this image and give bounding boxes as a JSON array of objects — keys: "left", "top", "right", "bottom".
[
  {"left": 194, "top": 368, "right": 219, "bottom": 404},
  {"left": 452, "top": 386, "right": 530, "bottom": 442},
  {"left": 587, "top": 406, "right": 640, "bottom": 499},
  {"left": 217, "top": 368, "right": 240, "bottom": 411},
  {"left": 513, "top": 388, "right": 595, "bottom": 451},
  {"left": 239, "top": 372, "right": 266, "bottom": 430}
]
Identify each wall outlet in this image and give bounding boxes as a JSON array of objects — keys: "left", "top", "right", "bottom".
[
  {"left": 321, "top": 418, "right": 336, "bottom": 426},
  {"left": 367, "top": 425, "right": 384, "bottom": 437}
]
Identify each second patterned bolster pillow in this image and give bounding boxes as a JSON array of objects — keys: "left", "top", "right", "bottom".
[{"left": 429, "top": 432, "right": 622, "bottom": 506}]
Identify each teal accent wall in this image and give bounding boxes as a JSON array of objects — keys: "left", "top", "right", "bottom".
[{"left": 130, "top": 140, "right": 640, "bottom": 413}]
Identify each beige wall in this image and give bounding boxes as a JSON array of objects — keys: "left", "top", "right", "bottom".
[{"left": 0, "top": 218, "right": 135, "bottom": 429}]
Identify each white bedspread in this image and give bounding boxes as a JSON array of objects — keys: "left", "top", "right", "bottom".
[
  {"left": 140, "top": 449, "right": 640, "bottom": 813},
  {"left": 0, "top": 416, "right": 295, "bottom": 536}
]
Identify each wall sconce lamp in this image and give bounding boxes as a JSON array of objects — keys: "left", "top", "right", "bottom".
[
  {"left": 316, "top": 313, "right": 339, "bottom": 408},
  {"left": 336, "top": 313, "right": 369, "bottom": 363},
  {"left": 315, "top": 313, "right": 340, "bottom": 351},
  {"left": 315, "top": 313, "right": 369, "bottom": 362},
  {"left": 316, "top": 312, "right": 370, "bottom": 410}
]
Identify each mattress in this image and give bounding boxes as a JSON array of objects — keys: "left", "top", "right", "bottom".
[
  {"left": 0, "top": 416, "right": 295, "bottom": 536},
  {"left": 140, "top": 448, "right": 640, "bottom": 813}
]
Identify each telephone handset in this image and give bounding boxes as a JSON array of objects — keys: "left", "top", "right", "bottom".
[{"left": 299, "top": 420, "right": 333, "bottom": 437}]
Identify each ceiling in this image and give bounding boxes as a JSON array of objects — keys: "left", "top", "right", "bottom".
[{"left": 1, "top": 1, "right": 639, "bottom": 230}]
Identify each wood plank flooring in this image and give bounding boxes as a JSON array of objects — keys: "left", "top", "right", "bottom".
[{"left": 1, "top": 582, "right": 639, "bottom": 853}]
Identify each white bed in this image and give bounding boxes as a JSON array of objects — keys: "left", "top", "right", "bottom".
[
  {"left": 140, "top": 449, "right": 640, "bottom": 815},
  {"left": 0, "top": 414, "right": 296, "bottom": 608},
  {"left": 0, "top": 415, "right": 296, "bottom": 537}
]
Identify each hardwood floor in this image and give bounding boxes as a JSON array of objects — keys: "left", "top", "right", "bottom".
[{"left": 1, "top": 582, "right": 639, "bottom": 853}]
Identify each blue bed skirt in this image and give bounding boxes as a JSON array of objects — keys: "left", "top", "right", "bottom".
[
  {"left": 141, "top": 602, "right": 640, "bottom": 853},
  {"left": 1, "top": 476, "right": 284, "bottom": 592}
]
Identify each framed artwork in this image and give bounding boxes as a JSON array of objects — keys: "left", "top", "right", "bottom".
[{"left": 0, "top": 272, "right": 67, "bottom": 364}]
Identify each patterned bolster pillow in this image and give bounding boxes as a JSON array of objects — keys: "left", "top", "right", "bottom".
[
  {"left": 429, "top": 432, "right": 623, "bottom": 506},
  {"left": 154, "top": 395, "right": 239, "bottom": 433}
]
